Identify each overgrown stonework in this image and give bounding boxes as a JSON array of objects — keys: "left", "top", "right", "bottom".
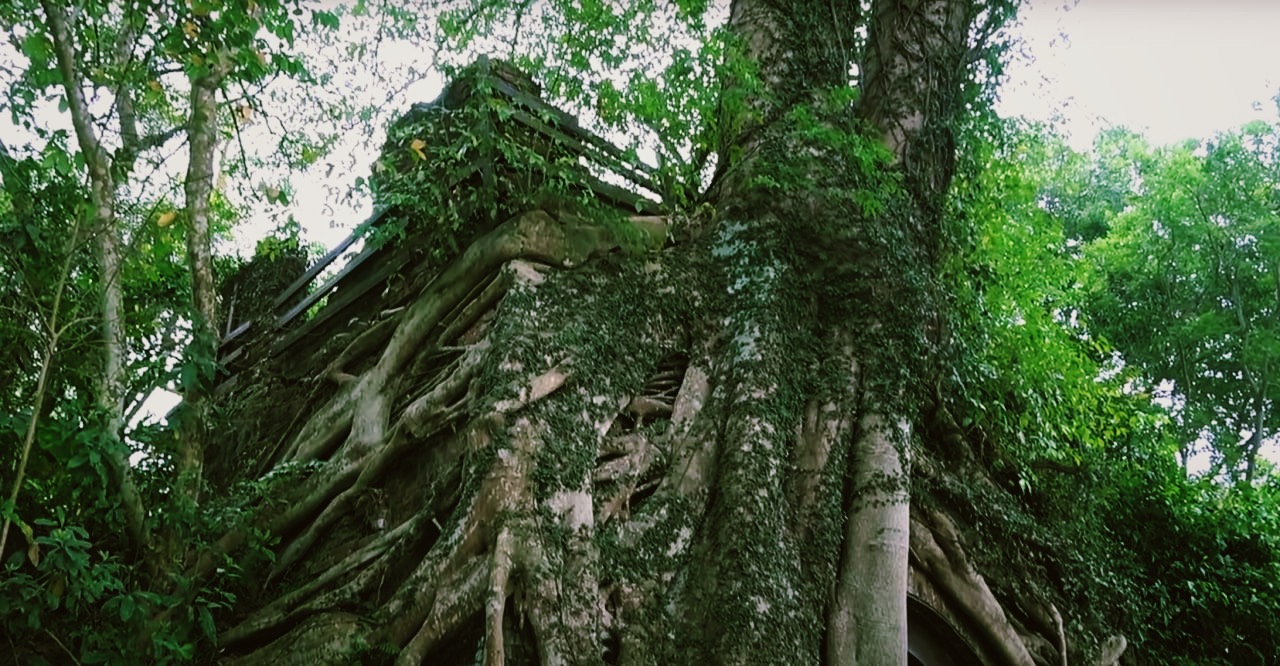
[{"left": 204, "top": 1, "right": 1125, "bottom": 664}]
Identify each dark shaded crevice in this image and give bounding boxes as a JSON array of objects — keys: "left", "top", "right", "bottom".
[
  {"left": 627, "top": 476, "right": 662, "bottom": 514},
  {"left": 643, "top": 353, "right": 688, "bottom": 403},
  {"left": 370, "top": 473, "right": 463, "bottom": 607},
  {"left": 408, "top": 596, "right": 536, "bottom": 666},
  {"left": 419, "top": 610, "right": 484, "bottom": 666},
  {"left": 502, "top": 595, "right": 539, "bottom": 666},
  {"left": 907, "top": 596, "right": 983, "bottom": 666},
  {"left": 372, "top": 514, "right": 446, "bottom": 609},
  {"left": 601, "top": 621, "right": 622, "bottom": 665}
]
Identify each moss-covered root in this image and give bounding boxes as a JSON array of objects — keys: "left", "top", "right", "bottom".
[
  {"left": 232, "top": 214, "right": 682, "bottom": 664},
  {"left": 227, "top": 209, "right": 667, "bottom": 576},
  {"left": 222, "top": 612, "right": 367, "bottom": 666}
]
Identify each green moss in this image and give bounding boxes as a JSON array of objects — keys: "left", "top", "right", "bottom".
[{"left": 466, "top": 251, "right": 700, "bottom": 502}]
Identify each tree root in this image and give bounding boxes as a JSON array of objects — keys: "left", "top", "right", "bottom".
[
  {"left": 828, "top": 407, "right": 911, "bottom": 666},
  {"left": 437, "top": 269, "right": 512, "bottom": 347},
  {"left": 483, "top": 528, "right": 516, "bottom": 666},
  {"left": 394, "top": 557, "right": 489, "bottom": 665},
  {"left": 789, "top": 335, "right": 859, "bottom": 542},
  {"left": 595, "top": 432, "right": 659, "bottom": 524},
  {"left": 193, "top": 210, "right": 672, "bottom": 659},
  {"left": 221, "top": 513, "right": 423, "bottom": 646},
  {"left": 1096, "top": 635, "right": 1127, "bottom": 665},
  {"left": 910, "top": 510, "right": 1036, "bottom": 666},
  {"left": 1017, "top": 592, "right": 1067, "bottom": 666},
  {"left": 658, "top": 361, "right": 715, "bottom": 498},
  {"left": 222, "top": 612, "right": 366, "bottom": 666},
  {"left": 323, "top": 310, "right": 404, "bottom": 384},
  {"left": 234, "top": 208, "right": 663, "bottom": 578},
  {"left": 390, "top": 412, "right": 538, "bottom": 662}
]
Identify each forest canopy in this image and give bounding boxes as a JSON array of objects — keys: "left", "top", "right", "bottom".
[{"left": 1, "top": 1, "right": 1279, "bottom": 664}]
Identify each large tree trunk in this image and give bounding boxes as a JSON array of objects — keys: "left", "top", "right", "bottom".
[
  {"left": 206, "top": 2, "right": 1099, "bottom": 664},
  {"left": 827, "top": 1, "right": 972, "bottom": 662}
]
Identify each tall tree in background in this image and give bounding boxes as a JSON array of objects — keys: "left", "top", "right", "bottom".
[
  {"left": 0, "top": 146, "right": 93, "bottom": 561},
  {"left": 0, "top": 0, "right": 339, "bottom": 659},
  {"left": 1, "top": 0, "right": 319, "bottom": 544},
  {"left": 1048, "top": 126, "right": 1280, "bottom": 481},
  {"left": 36, "top": 0, "right": 153, "bottom": 551}
]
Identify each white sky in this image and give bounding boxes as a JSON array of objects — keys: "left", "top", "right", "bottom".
[{"left": 998, "top": 0, "right": 1280, "bottom": 149}]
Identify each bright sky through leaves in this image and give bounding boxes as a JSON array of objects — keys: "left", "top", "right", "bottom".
[{"left": 1000, "top": 1, "right": 1280, "bottom": 148}]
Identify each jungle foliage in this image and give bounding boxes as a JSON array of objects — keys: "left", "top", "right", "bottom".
[{"left": 941, "top": 117, "right": 1280, "bottom": 663}]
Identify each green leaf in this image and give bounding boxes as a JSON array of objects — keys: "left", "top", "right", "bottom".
[
  {"left": 198, "top": 605, "right": 216, "bottom": 641},
  {"left": 19, "top": 33, "right": 52, "bottom": 66},
  {"left": 312, "top": 9, "right": 340, "bottom": 30}
]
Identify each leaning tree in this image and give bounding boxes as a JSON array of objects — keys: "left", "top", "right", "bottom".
[{"left": 190, "top": 0, "right": 1119, "bottom": 664}]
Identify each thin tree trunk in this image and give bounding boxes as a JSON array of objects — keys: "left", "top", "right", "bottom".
[
  {"left": 177, "top": 69, "right": 228, "bottom": 506},
  {"left": 0, "top": 334, "right": 58, "bottom": 559},
  {"left": 40, "top": 0, "right": 148, "bottom": 552},
  {"left": 0, "top": 213, "right": 85, "bottom": 557}
]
